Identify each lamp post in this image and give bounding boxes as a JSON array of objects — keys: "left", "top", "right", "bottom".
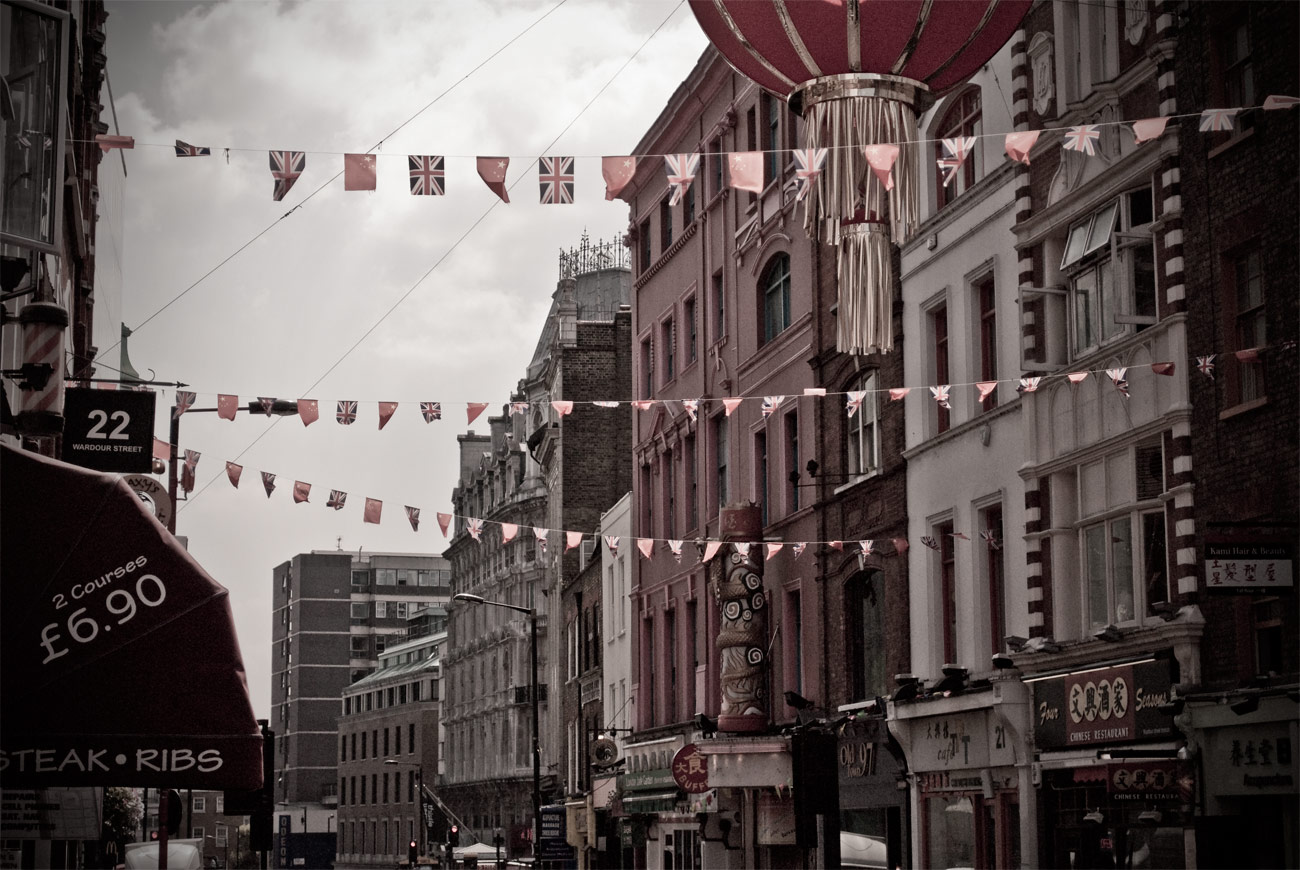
[
  {"left": 384, "top": 758, "right": 425, "bottom": 859},
  {"left": 452, "top": 593, "right": 541, "bottom": 856}
]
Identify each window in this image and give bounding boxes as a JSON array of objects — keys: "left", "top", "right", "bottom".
[
  {"left": 847, "top": 371, "right": 881, "bottom": 477},
  {"left": 714, "top": 416, "right": 729, "bottom": 508},
  {"left": 641, "top": 462, "right": 654, "bottom": 537},
  {"left": 710, "top": 137, "right": 724, "bottom": 198},
  {"left": 193, "top": 797, "right": 206, "bottom": 813},
  {"left": 932, "top": 306, "right": 951, "bottom": 434},
  {"left": 938, "top": 522, "right": 957, "bottom": 663},
  {"left": 352, "top": 570, "right": 369, "bottom": 587},
  {"left": 847, "top": 571, "right": 886, "bottom": 700},
  {"left": 762, "top": 253, "right": 792, "bottom": 343},
  {"left": 1221, "top": 19, "right": 1255, "bottom": 118},
  {"left": 215, "top": 825, "right": 228, "bottom": 847},
  {"left": 660, "top": 198, "right": 673, "bottom": 251},
  {"left": 755, "top": 431, "right": 769, "bottom": 527},
  {"left": 763, "top": 93, "right": 781, "bottom": 184},
  {"left": 639, "top": 219, "right": 651, "bottom": 274},
  {"left": 376, "top": 569, "right": 396, "bottom": 585},
  {"left": 983, "top": 505, "right": 1006, "bottom": 656},
  {"left": 1064, "top": 189, "right": 1156, "bottom": 359},
  {"left": 351, "top": 602, "right": 368, "bottom": 619},
  {"left": 685, "top": 433, "right": 698, "bottom": 531},
  {"left": 746, "top": 105, "right": 758, "bottom": 203},
  {"left": 192, "top": 826, "right": 204, "bottom": 841},
  {"left": 662, "top": 317, "right": 675, "bottom": 383},
  {"left": 351, "top": 636, "right": 369, "bottom": 657},
  {"left": 783, "top": 588, "right": 803, "bottom": 698},
  {"left": 684, "top": 177, "right": 696, "bottom": 225},
  {"left": 666, "top": 608, "right": 677, "bottom": 723},
  {"left": 785, "top": 412, "right": 799, "bottom": 513},
  {"left": 664, "top": 448, "right": 676, "bottom": 539},
  {"left": 375, "top": 600, "right": 387, "bottom": 619},
  {"left": 685, "top": 296, "right": 697, "bottom": 363},
  {"left": 977, "top": 278, "right": 998, "bottom": 410},
  {"left": 713, "top": 270, "right": 726, "bottom": 341},
  {"left": 934, "top": 88, "right": 982, "bottom": 208},
  {"left": 396, "top": 569, "right": 410, "bottom": 586},
  {"left": 1232, "top": 245, "right": 1266, "bottom": 403},
  {"left": 640, "top": 336, "right": 654, "bottom": 398}
]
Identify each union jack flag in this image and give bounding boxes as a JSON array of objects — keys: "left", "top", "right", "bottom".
[
  {"left": 791, "top": 148, "right": 827, "bottom": 201},
  {"left": 258, "top": 397, "right": 276, "bottom": 415},
  {"left": 981, "top": 530, "right": 1002, "bottom": 550},
  {"left": 533, "top": 527, "right": 549, "bottom": 554},
  {"left": 269, "top": 150, "right": 306, "bottom": 201},
  {"left": 467, "top": 518, "right": 484, "bottom": 541},
  {"left": 792, "top": 543, "right": 807, "bottom": 559},
  {"left": 181, "top": 449, "right": 200, "bottom": 493},
  {"left": 920, "top": 535, "right": 940, "bottom": 551},
  {"left": 604, "top": 535, "right": 619, "bottom": 556},
  {"left": 681, "top": 399, "right": 699, "bottom": 422},
  {"left": 846, "top": 390, "right": 866, "bottom": 418},
  {"left": 761, "top": 396, "right": 785, "bottom": 418},
  {"left": 538, "top": 156, "right": 575, "bottom": 204},
  {"left": 261, "top": 471, "right": 276, "bottom": 497},
  {"left": 936, "top": 136, "right": 976, "bottom": 186},
  {"left": 1264, "top": 94, "right": 1300, "bottom": 110},
  {"left": 175, "top": 140, "right": 211, "bottom": 157},
  {"left": 327, "top": 489, "right": 347, "bottom": 510},
  {"left": 951, "top": 531, "right": 971, "bottom": 541},
  {"left": 409, "top": 155, "right": 445, "bottom": 196},
  {"left": 858, "top": 540, "right": 875, "bottom": 556},
  {"left": 336, "top": 400, "right": 357, "bottom": 425},
  {"left": 669, "top": 540, "right": 683, "bottom": 563},
  {"left": 1106, "top": 367, "right": 1130, "bottom": 398},
  {"left": 1196, "top": 355, "right": 1216, "bottom": 379},
  {"left": 1018, "top": 377, "right": 1042, "bottom": 393},
  {"left": 664, "top": 153, "right": 700, "bottom": 206},
  {"left": 1062, "top": 125, "right": 1101, "bottom": 156},
  {"left": 405, "top": 506, "right": 420, "bottom": 531},
  {"left": 930, "top": 385, "right": 951, "bottom": 409},
  {"left": 420, "top": 401, "right": 442, "bottom": 423},
  {"left": 174, "top": 390, "right": 196, "bottom": 417},
  {"left": 509, "top": 401, "right": 529, "bottom": 416},
  {"left": 1198, "top": 109, "right": 1239, "bottom": 132}
]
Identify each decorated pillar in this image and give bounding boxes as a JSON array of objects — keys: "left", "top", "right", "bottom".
[{"left": 714, "top": 504, "right": 768, "bottom": 732}]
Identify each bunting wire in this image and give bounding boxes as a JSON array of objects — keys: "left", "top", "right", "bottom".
[{"left": 175, "top": 0, "right": 686, "bottom": 517}]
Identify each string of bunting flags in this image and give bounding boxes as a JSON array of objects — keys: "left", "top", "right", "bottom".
[
  {"left": 159, "top": 343, "right": 1288, "bottom": 430},
  {"left": 87, "top": 97, "right": 1299, "bottom": 204},
  {"left": 140, "top": 340, "right": 1294, "bottom": 551}
]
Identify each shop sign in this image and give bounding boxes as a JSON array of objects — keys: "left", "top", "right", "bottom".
[
  {"left": 838, "top": 716, "right": 887, "bottom": 779},
  {"left": 62, "top": 388, "right": 156, "bottom": 473},
  {"left": 621, "top": 767, "right": 675, "bottom": 792},
  {"left": 909, "top": 708, "right": 1017, "bottom": 773},
  {"left": 1204, "top": 539, "right": 1294, "bottom": 592},
  {"left": 671, "top": 743, "right": 709, "bottom": 793},
  {"left": 756, "top": 792, "right": 795, "bottom": 845},
  {"left": 1202, "top": 724, "right": 1297, "bottom": 796},
  {"left": 538, "top": 805, "right": 574, "bottom": 862},
  {"left": 1032, "top": 660, "right": 1174, "bottom": 749},
  {"left": 1106, "top": 761, "right": 1193, "bottom": 801}
]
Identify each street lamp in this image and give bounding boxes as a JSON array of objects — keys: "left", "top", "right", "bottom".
[
  {"left": 452, "top": 592, "right": 542, "bottom": 855},
  {"left": 384, "top": 758, "right": 425, "bottom": 858}
]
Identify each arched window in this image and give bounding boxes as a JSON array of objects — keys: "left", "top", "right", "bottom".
[
  {"left": 846, "top": 570, "right": 886, "bottom": 701},
  {"left": 934, "top": 88, "right": 983, "bottom": 209},
  {"left": 761, "top": 253, "right": 792, "bottom": 343}
]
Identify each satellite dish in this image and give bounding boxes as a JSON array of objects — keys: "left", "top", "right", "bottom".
[{"left": 590, "top": 737, "right": 620, "bottom": 768}]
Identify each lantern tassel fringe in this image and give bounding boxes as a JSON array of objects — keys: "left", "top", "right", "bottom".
[{"left": 836, "top": 221, "right": 894, "bottom": 356}]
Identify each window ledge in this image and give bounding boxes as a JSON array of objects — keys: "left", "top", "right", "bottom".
[
  {"left": 1207, "top": 124, "right": 1255, "bottom": 160},
  {"left": 1219, "top": 396, "right": 1268, "bottom": 421},
  {"left": 833, "top": 470, "right": 881, "bottom": 497}
]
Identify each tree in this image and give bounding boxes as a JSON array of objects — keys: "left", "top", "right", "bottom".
[{"left": 102, "top": 787, "right": 144, "bottom": 856}]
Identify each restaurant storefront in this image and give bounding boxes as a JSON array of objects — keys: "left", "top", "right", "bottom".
[
  {"left": 836, "top": 708, "right": 909, "bottom": 869},
  {"left": 889, "top": 674, "right": 1035, "bottom": 870},
  {"left": 1030, "top": 658, "right": 1190, "bottom": 869}
]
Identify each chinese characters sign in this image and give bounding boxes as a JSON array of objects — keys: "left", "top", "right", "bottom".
[
  {"left": 1205, "top": 540, "right": 1294, "bottom": 592},
  {"left": 1033, "top": 660, "right": 1175, "bottom": 749},
  {"left": 1203, "top": 723, "right": 1298, "bottom": 796},
  {"left": 908, "top": 709, "right": 1017, "bottom": 773},
  {"left": 672, "top": 743, "right": 710, "bottom": 793},
  {"left": 1107, "top": 761, "right": 1193, "bottom": 801}
]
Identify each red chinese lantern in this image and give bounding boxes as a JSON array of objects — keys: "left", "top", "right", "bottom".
[{"left": 689, "top": 0, "right": 1030, "bottom": 354}]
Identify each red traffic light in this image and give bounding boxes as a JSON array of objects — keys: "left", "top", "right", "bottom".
[
  {"left": 410, "top": 840, "right": 418, "bottom": 848},
  {"left": 149, "top": 831, "right": 159, "bottom": 841}
]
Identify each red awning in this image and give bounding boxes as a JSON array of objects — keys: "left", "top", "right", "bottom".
[{"left": 1, "top": 444, "right": 262, "bottom": 788}]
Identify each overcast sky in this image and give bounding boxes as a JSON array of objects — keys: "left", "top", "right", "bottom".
[{"left": 103, "top": 0, "right": 709, "bottom": 719}]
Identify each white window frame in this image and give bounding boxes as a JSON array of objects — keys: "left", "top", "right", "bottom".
[{"left": 844, "top": 370, "right": 881, "bottom": 481}]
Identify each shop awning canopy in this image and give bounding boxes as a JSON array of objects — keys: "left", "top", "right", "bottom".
[{"left": 1, "top": 444, "right": 262, "bottom": 789}]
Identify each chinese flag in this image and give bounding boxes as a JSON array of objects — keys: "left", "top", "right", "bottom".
[
  {"left": 602, "top": 156, "right": 636, "bottom": 201},
  {"left": 476, "top": 157, "right": 510, "bottom": 203},
  {"left": 298, "top": 399, "right": 319, "bottom": 426},
  {"left": 728, "top": 152, "right": 763, "bottom": 193},
  {"left": 293, "top": 481, "right": 311, "bottom": 504},
  {"left": 378, "top": 402, "right": 398, "bottom": 430},
  {"left": 344, "top": 153, "right": 377, "bottom": 191},
  {"left": 364, "top": 498, "right": 383, "bottom": 525},
  {"left": 217, "top": 394, "right": 239, "bottom": 421},
  {"left": 466, "top": 402, "right": 489, "bottom": 424},
  {"left": 863, "top": 144, "right": 898, "bottom": 191}
]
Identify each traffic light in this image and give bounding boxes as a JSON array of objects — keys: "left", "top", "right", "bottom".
[
  {"left": 408, "top": 839, "right": 418, "bottom": 863},
  {"left": 448, "top": 825, "right": 459, "bottom": 847},
  {"left": 149, "top": 831, "right": 159, "bottom": 841}
]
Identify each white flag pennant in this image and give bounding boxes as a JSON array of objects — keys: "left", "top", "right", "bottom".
[
  {"left": 500, "top": 522, "right": 518, "bottom": 543},
  {"left": 603, "top": 535, "right": 619, "bottom": 556},
  {"left": 566, "top": 530, "right": 583, "bottom": 551},
  {"left": 681, "top": 399, "right": 699, "bottom": 422},
  {"left": 702, "top": 541, "right": 723, "bottom": 562},
  {"left": 637, "top": 538, "right": 655, "bottom": 560}
]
